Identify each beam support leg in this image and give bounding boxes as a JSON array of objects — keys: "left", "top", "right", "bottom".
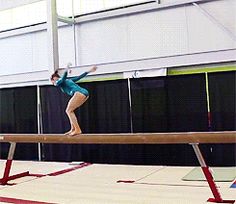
[
  {"left": 191, "top": 143, "right": 235, "bottom": 203},
  {"left": 0, "top": 142, "right": 29, "bottom": 185}
]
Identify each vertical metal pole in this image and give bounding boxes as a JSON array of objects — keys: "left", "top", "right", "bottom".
[
  {"left": 205, "top": 73, "right": 210, "bottom": 115},
  {"left": 205, "top": 72, "right": 212, "bottom": 131},
  {"left": 72, "top": 0, "right": 77, "bottom": 66},
  {"left": 47, "top": 0, "right": 59, "bottom": 74},
  {"left": 37, "top": 85, "right": 42, "bottom": 161},
  {"left": 127, "top": 78, "right": 134, "bottom": 133}
]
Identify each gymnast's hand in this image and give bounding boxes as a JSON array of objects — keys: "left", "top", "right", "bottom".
[
  {"left": 66, "top": 62, "right": 72, "bottom": 74},
  {"left": 88, "top": 66, "right": 97, "bottom": 73}
]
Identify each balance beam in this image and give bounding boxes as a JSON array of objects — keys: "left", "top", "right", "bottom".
[{"left": 0, "top": 131, "right": 235, "bottom": 144}]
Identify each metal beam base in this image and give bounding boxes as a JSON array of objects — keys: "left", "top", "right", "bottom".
[
  {"left": 207, "top": 198, "right": 235, "bottom": 203},
  {"left": 191, "top": 143, "right": 235, "bottom": 204},
  {"left": 0, "top": 171, "right": 30, "bottom": 185}
]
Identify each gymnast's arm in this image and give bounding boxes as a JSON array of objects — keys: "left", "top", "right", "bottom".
[
  {"left": 71, "top": 66, "right": 97, "bottom": 82},
  {"left": 71, "top": 72, "right": 88, "bottom": 82}
]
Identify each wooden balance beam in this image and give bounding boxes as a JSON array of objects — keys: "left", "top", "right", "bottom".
[
  {"left": 0, "top": 131, "right": 235, "bottom": 203},
  {"left": 0, "top": 131, "right": 235, "bottom": 144}
]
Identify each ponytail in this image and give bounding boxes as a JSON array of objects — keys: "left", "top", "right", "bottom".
[{"left": 50, "top": 69, "right": 60, "bottom": 80}]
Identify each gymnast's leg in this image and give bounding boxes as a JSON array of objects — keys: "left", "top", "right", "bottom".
[{"left": 65, "top": 92, "right": 88, "bottom": 135}]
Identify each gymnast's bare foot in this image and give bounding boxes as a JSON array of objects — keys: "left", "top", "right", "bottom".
[
  {"left": 65, "top": 129, "right": 74, "bottom": 135},
  {"left": 69, "top": 130, "right": 82, "bottom": 136}
]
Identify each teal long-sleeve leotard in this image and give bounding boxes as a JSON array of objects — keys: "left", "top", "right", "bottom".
[{"left": 55, "top": 71, "right": 89, "bottom": 97}]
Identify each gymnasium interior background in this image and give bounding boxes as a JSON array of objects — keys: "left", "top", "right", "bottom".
[{"left": 0, "top": 0, "right": 235, "bottom": 166}]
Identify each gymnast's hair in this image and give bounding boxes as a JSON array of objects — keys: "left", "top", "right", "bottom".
[{"left": 50, "top": 69, "right": 60, "bottom": 80}]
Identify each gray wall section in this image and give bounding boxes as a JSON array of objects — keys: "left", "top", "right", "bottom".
[{"left": 0, "top": 0, "right": 235, "bottom": 87}]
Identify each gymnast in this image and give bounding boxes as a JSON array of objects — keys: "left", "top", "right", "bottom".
[{"left": 51, "top": 65, "right": 97, "bottom": 135}]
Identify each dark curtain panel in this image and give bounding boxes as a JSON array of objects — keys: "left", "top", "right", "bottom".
[
  {"left": 41, "top": 86, "right": 71, "bottom": 134},
  {"left": 166, "top": 74, "right": 209, "bottom": 165},
  {"left": 40, "top": 85, "right": 71, "bottom": 161},
  {"left": 130, "top": 77, "right": 169, "bottom": 165},
  {"left": 130, "top": 75, "right": 208, "bottom": 165},
  {"left": 166, "top": 74, "right": 208, "bottom": 132},
  {"left": 0, "top": 87, "right": 38, "bottom": 160},
  {"left": 40, "top": 73, "right": 233, "bottom": 166},
  {"left": 208, "top": 71, "right": 236, "bottom": 131},
  {"left": 79, "top": 80, "right": 131, "bottom": 133},
  {"left": 72, "top": 80, "right": 131, "bottom": 164},
  {"left": 208, "top": 71, "right": 236, "bottom": 166},
  {"left": 131, "top": 77, "right": 167, "bottom": 132},
  {"left": 41, "top": 80, "right": 131, "bottom": 163},
  {"left": 0, "top": 89, "right": 14, "bottom": 159}
]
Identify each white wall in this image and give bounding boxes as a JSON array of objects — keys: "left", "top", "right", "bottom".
[
  {"left": 186, "top": 1, "right": 236, "bottom": 52},
  {"left": 77, "top": 16, "right": 129, "bottom": 66},
  {"left": 0, "top": 0, "right": 42, "bottom": 11},
  {"left": 58, "top": 26, "right": 75, "bottom": 67},
  {"left": 77, "top": 6, "right": 189, "bottom": 66},
  {"left": 0, "top": 0, "right": 235, "bottom": 88},
  {"left": 0, "top": 30, "right": 48, "bottom": 76},
  {"left": 76, "top": 0, "right": 235, "bottom": 66}
]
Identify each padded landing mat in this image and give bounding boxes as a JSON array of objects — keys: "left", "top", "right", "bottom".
[
  {"left": 182, "top": 167, "right": 236, "bottom": 182},
  {"left": 230, "top": 180, "right": 236, "bottom": 188}
]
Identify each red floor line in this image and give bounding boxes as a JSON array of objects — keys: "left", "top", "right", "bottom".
[
  {"left": 117, "top": 180, "right": 218, "bottom": 188},
  {"left": 135, "top": 167, "right": 165, "bottom": 182},
  {"left": 117, "top": 167, "right": 165, "bottom": 184},
  {"left": 134, "top": 182, "right": 217, "bottom": 188},
  {"left": 47, "top": 162, "right": 92, "bottom": 176},
  {"left": 0, "top": 196, "right": 56, "bottom": 204}
]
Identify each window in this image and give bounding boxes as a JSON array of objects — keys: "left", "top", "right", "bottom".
[
  {"left": 0, "top": 1, "right": 47, "bottom": 32},
  {"left": 57, "top": 0, "right": 154, "bottom": 16},
  {"left": 0, "top": 0, "right": 154, "bottom": 32}
]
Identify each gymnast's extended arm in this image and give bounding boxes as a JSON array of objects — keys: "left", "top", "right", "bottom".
[{"left": 70, "top": 66, "right": 97, "bottom": 82}]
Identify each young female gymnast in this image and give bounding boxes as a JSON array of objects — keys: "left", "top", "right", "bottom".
[{"left": 51, "top": 66, "right": 97, "bottom": 136}]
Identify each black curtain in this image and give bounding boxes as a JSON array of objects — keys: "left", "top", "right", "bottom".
[
  {"left": 166, "top": 74, "right": 209, "bottom": 165},
  {"left": 131, "top": 77, "right": 167, "bottom": 132},
  {"left": 79, "top": 80, "right": 131, "bottom": 133},
  {"left": 0, "top": 89, "right": 14, "bottom": 159},
  {"left": 208, "top": 71, "right": 236, "bottom": 166},
  {"left": 75, "top": 80, "right": 131, "bottom": 164},
  {"left": 1, "top": 73, "right": 234, "bottom": 166},
  {"left": 208, "top": 71, "right": 236, "bottom": 131},
  {"left": 130, "top": 75, "right": 209, "bottom": 165},
  {"left": 40, "top": 73, "right": 234, "bottom": 166},
  {"left": 41, "top": 85, "right": 70, "bottom": 134},
  {"left": 41, "top": 80, "right": 131, "bottom": 163},
  {"left": 166, "top": 74, "right": 208, "bottom": 132},
  {"left": 130, "top": 77, "right": 168, "bottom": 165},
  {"left": 0, "top": 87, "right": 38, "bottom": 160},
  {"left": 40, "top": 85, "right": 71, "bottom": 161}
]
